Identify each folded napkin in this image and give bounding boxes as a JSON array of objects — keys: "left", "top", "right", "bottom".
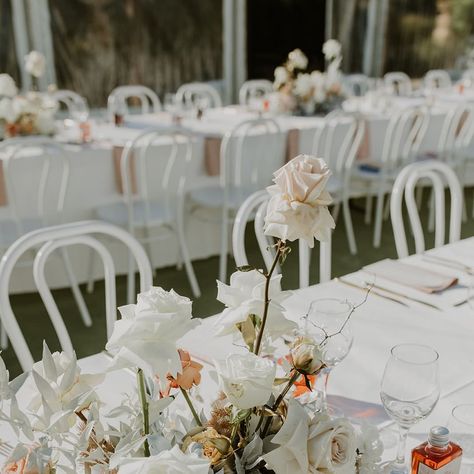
[{"left": 363, "top": 259, "right": 458, "bottom": 294}]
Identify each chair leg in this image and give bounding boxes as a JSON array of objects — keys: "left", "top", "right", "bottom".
[
  {"left": 342, "top": 197, "right": 357, "bottom": 255},
  {"left": 127, "top": 250, "right": 135, "bottom": 305},
  {"left": 332, "top": 203, "right": 341, "bottom": 223},
  {"left": 0, "top": 323, "right": 7, "bottom": 349},
  {"left": 383, "top": 195, "right": 391, "bottom": 221},
  {"left": 60, "top": 248, "right": 93, "bottom": 327},
  {"left": 219, "top": 207, "right": 229, "bottom": 283},
  {"left": 142, "top": 227, "right": 157, "bottom": 278},
  {"left": 373, "top": 190, "right": 385, "bottom": 248},
  {"left": 176, "top": 226, "right": 201, "bottom": 298},
  {"left": 364, "top": 195, "right": 373, "bottom": 225},
  {"left": 86, "top": 247, "right": 95, "bottom": 294},
  {"left": 415, "top": 186, "right": 423, "bottom": 210},
  {"left": 428, "top": 189, "right": 435, "bottom": 232}
]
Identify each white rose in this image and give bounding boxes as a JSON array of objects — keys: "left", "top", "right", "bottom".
[
  {"left": 24, "top": 50, "right": 46, "bottom": 78},
  {"left": 264, "top": 155, "right": 335, "bottom": 247},
  {"left": 214, "top": 352, "right": 276, "bottom": 409},
  {"left": 12, "top": 96, "right": 37, "bottom": 116},
  {"left": 274, "top": 66, "right": 290, "bottom": 89},
  {"left": 106, "top": 287, "right": 200, "bottom": 379},
  {"left": 288, "top": 48, "right": 308, "bottom": 70},
  {"left": 294, "top": 73, "right": 314, "bottom": 98},
  {"left": 308, "top": 413, "right": 357, "bottom": 473},
  {"left": 0, "top": 98, "right": 17, "bottom": 123},
  {"left": 117, "top": 445, "right": 210, "bottom": 473},
  {"left": 323, "top": 39, "right": 342, "bottom": 60},
  {"left": 0, "top": 74, "right": 18, "bottom": 98},
  {"left": 290, "top": 336, "right": 324, "bottom": 375},
  {"left": 214, "top": 270, "right": 296, "bottom": 340}
]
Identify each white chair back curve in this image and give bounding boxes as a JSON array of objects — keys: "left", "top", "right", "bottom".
[
  {"left": 390, "top": 161, "right": 462, "bottom": 258},
  {"left": 50, "top": 89, "right": 89, "bottom": 117},
  {"left": 119, "top": 126, "right": 195, "bottom": 231},
  {"left": 0, "top": 220, "right": 153, "bottom": 372},
  {"left": 175, "top": 82, "right": 222, "bottom": 109},
  {"left": 0, "top": 137, "right": 70, "bottom": 240},
  {"left": 461, "top": 68, "right": 474, "bottom": 83},
  {"left": 239, "top": 79, "right": 273, "bottom": 105},
  {"left": 384, "top": 72, "right": 412, "bottom": 96},
  {"left": 232, "top": 190, "right": 331, "bottom": 288},
  {"left": 107, "top": 85, "right": 161, "bottom": 117},
  {"left": 345, "top": 74, "right": 371, "bottom": 97},
  {"left": 424, "top": 70, "right": 452, "bottom": 89}
]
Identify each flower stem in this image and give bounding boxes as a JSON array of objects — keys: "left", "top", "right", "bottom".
[
  {"left": 137, "top": 368, "right": 150, "bottom": 457},
  {"left": 261, "top": 370, "right": 300, "bottom": 437},
  {"left": 253, "top": 240, "right": 284, "bottom": 355},
  {"left": 180, "top": 387, "right": 202, "bottom": 427}
]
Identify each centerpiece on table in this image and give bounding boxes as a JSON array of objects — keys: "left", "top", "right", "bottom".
[
  {"left": 0, "top": 155, "right": 382, "bottom": 473},
  {"left": 0, "top": 51, "right": 57, "bottom": 139},
  {"left": 272, "top": 39, "right": 345, "bottom": 116}
]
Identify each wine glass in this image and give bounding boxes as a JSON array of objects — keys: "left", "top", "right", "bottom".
[
  {"left": 300, "top": 298, "right": 354, "bottom": 412},
  {"left": 448, "top": 404, "right": 474, "bottom": 473},
  {"left": 380, "top": 344, "right": 440, "bottom": 474}
]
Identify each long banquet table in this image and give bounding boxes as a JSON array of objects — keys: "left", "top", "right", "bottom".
[{"left": 1, "top": 238, "right": 474, "bottom": 467}]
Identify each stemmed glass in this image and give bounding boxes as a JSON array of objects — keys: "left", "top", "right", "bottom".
[
  {"left": 448, "top": 404, "right": 474, "bottom": 473},
  {"left": 380, "top": 344, "right": 440, "bottom": 474},
  {"left": 300, "top": 298, "right": 354, "bottom": 412}
]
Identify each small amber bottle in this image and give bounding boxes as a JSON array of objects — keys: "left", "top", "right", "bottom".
[{"left": 412, "top": 426, "right": 462, "bottom": 474}]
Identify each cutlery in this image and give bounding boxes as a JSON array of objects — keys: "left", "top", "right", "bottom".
[
  {"left": 361, "top": 280, "right": 443, "bottom": 311},
  {"left": 422, "top": 254, "right": 474, "bottom": 275},
  {"left": 336, "top": 278, "right": 409, "bottom": 307}
]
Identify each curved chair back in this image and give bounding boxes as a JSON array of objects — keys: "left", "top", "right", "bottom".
[
  {"left": 424, "top": 70, "right": 452, "bottom": 89},
  {"left": 384, "top": 72, "right": 412, "bottom": 96},
  {"left": 232, "top": 190, "right": 331, "bottom": 288},
  {"left": 239, "top": 79, "right": 273, "bottom": 105},
  {"left": 0, "top": 220, "right": 153, "bottom": 371},
  {"left": 461, "top": 68, "right": 474, "bottom": 83},
  {"left": 345, "top": 74, "right": 371, "bottom": 96},
  {"left": 0, "top": 137, "right": 70, "bottom": 240},
  {"left": 107, "top": 85, "right": 161, "bottom": 118},
  {"left": 390, "top": 161, "right": 462, "bottom": 258},
  {"left": 50, "top": 89, "right": 89, "bottom": 118},
  {"left": 119, "top": 126, "right": 194, "bottom": 232},
  {"left": 175, "top": 82, "right": 222, "bottom": 109}
]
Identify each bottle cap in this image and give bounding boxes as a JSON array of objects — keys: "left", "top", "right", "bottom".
[{"left": 429, "top": 426, "right": 450, "bottom": 447}]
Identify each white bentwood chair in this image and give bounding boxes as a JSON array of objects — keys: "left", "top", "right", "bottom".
[
  {"left": 232, "top": 190, "right": 331, "bottom": 288},
  {"left": 311, "top": 111, "right": 366, "bottom": 254},
  {"left": 424, "top": 70, "right": 452, "bottom": 89},
  {"left": 239, "top": 80, "right": 273, "bottom": 105},
  {"left": 0, "top": 220, "right": 152, "bottom": 372},
  {"left": 107, "top": 85, "right": 161, "bottom": 118},
  {"left": 185, "top": 117, "right": 285, "bottom": 282},
  {"left": 384, "top": 72, "right": 412, "bottom": 96},
  {"left": 175, "top": 82, "right": 222, "bottom": 109},
  {"left": 92, "top": 126, "right": 200, "bottom": 302},
  {"left": 461, "top": 69, "right": 474, "bottom": 83},
  {"left": 390, "top": 161, "right": 462, "bottom": 258},
  {"left": 0, "top": 137, "right": 92, "bottom": 348},
  {"left": 50, "top": 89, "right": 89, "bottom": 118},
  {"left": 344, "top": 74, "right": 371, "bottom": 97}
]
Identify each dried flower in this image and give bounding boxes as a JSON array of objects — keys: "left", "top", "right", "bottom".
[
  {"left": 182, "top": 427, "right": 232, "bottom": 466},
  {"left": 167, "top": 349, "right": 203, "bottom": 391}
]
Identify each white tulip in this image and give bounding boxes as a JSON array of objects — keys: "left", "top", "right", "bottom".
[
  {"left": 274, "top": 66, "right": 290, "bottom": 89},
  {"left": 294, "top": 73, "right": 314, "bottom": 98},
  {"left": 0, "top": 73, "right": 18, "bottom": 98},
  {"left": 214, "top": 352, "right": 276, "bottom": 409},
  {"left": 24, "top": 50, "right": 46, "bottom": 78},
  {"left": 288, "top": 48, "right": 308, "bottom": 71},
  {"left": 323, "top": 39, "right": 342, "bottom": 60}
]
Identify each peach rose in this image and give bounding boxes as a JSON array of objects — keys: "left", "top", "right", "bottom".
[{"left": 167, "top": 349, "right": 203, "bottom": 390}]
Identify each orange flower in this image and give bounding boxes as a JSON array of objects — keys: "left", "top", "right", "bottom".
[
  {"left": 167, "top": 349, "right": 203, "bottom": 390},
  {"left": 2, "top": 456, "right": 39, "bottom": 474},
  {"left": 292, "top": 373, "right": 317, "bottom": 398}
]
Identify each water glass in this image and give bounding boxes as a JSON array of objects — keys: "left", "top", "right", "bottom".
[
  {"left": 380, "top": 344, "right": 440, "bottom": 474},
  {"left": 448, "top": 404, "right": 474, "bottom": 473}
]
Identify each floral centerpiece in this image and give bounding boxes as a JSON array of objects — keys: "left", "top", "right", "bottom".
[
  {"left": 272, "top": 40, "right": 345, "bottom": 115},
  {"left": 0, "top": 155, "right": 382, "bottom": 473},
  {"left": 0, "top": 51, "right": 56, "bottom": 139}
]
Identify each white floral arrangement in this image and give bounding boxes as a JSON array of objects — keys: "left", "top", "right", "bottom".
[
  {"left": 272, "top": 40, "right": 345, "bottom": 115},
  {"left": 0, "top": 156, "right": 382, "bottom": 473},
  {"left": 0, "top": 52, "right": 56, "bottom": 139}
]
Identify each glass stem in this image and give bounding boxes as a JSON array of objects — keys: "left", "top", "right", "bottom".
[
  {"left": 395, "top": 425, "right": 410, "bottom": 467},
  {"left": 314, "top": 368, "right": 331, "bottom": 411}
]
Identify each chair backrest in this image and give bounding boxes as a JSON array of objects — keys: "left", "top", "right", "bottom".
[
  {"left": 424, "top": 70, "right": 452, "bottom": 89},
  {"left": 311, "top": 111, "right": 366, "bottom": 184},
  {"left": 384, "top": 72, "right": 412, "bottom": 96},
  {"left": 380, "top": 106, "right": 428, "bottom": 168},
  {"left": 345, "top": 74, "right": 371, "bottom": 97},
  {"left": 50, "top": 89, "right": 89, "bottom": 118},
  {"left": 219, "top": 118, "right": 285, "bottom": 200},
  {"left": 0, "top": 137, "right": 70, "bottom": 239},
  {"left": 0, "top": 220, "right": 153, "bottom": 371},
  {"left": 461, "top": 68, "right": 474, "bottom": 83},
  {"left": 239, "top": 79, "right": 273, "bottom": 105},
  {"left": 119, "top": 126, "right": 194, "bottom": 230},
  {"left": 232, "top": 190, "right": 331, "bottom": 288},
  {"left": 107, "top": 85, "right": 161, "bottom": 117},
  {"left": 175, "top": 82, "right": 222, "bottom": 109},
  {"left": 390, "top": 160, "right": 462, "bottom": 258}
]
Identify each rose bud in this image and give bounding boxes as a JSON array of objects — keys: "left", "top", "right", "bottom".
[{"left": 290, "top": 336, "right": 324, "bottom": 375}]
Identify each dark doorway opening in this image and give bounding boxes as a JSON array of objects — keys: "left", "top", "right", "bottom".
[{"left": 247, "top": 0, "right": 326, "bottom": 80}]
